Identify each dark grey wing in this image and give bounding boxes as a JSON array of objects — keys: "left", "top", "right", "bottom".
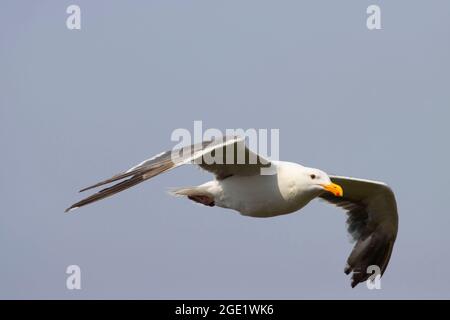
[
  {"left": 64, "top": 151, "right": 177, "bottom": 213},
  {"left": 319, "top": 176, "right": 398, "bottom": 288},
  {"left": 196, "top": 137, "right": 271, "bottom": 179},
  {"left": 65, "top": 136, "right": 270, "bottom": 212}
]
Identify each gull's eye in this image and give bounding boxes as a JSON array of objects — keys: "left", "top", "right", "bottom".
[{"left": 310, "top": 174, "right": 316, "bottom": 179}]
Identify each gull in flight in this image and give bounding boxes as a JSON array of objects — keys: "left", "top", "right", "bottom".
[{"left": 66, "top": 136, "right": 398, "bottom": 287}]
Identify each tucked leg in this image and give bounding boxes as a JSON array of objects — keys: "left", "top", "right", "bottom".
[{"left": 188, "top": 195, "right": 215, "bottom": 207}]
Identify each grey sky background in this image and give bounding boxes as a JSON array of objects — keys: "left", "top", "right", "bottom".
[{"left": 1, "top": 1, "right": 449, "bottom": 299}]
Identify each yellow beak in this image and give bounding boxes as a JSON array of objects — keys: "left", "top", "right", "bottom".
[{"left": 321, "top": 182, "right": 344, "bottom": 197}]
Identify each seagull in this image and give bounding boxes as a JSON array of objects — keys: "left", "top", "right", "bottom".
[{"left": 66, "top": 136, "right": 398, "bottom": 288}]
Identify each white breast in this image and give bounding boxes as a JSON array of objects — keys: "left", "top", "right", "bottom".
[{"left": 213, "top": 161, "right": 316, "bottom": 217}]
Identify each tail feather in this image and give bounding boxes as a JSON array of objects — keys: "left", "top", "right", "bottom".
[{"left": 168, "top": 186, "right": 207, "bottom": 197}]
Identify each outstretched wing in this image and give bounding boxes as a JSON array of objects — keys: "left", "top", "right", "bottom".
[
  {"left": 318, "top": 176, "right": 398, "bottom": 288},
  {"left": 65, "top": 136, "right": 270, "bottom": 212}
]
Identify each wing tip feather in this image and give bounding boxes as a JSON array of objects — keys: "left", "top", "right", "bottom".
[{"left": 64, "top": 206, "right": 78, "bottom": 213}]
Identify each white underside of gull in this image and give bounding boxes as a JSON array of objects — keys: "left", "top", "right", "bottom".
[{"left": 198, "top": 161, "right": 323, "bottom": 217}]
